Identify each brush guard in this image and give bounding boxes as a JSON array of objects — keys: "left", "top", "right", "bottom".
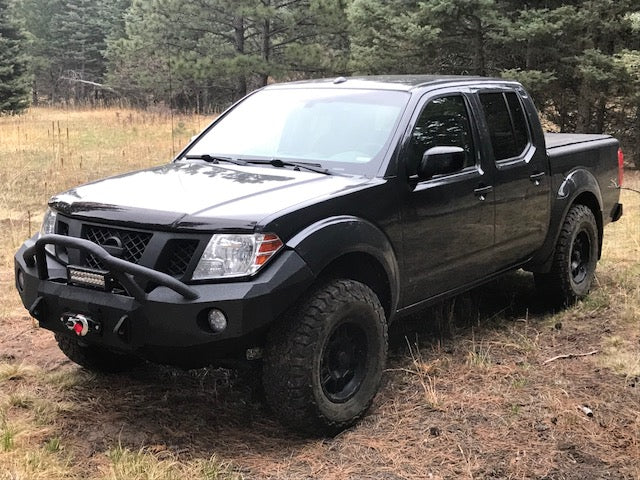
[{"left": 23, "top": 234, "right": 199, "bottom": 301}]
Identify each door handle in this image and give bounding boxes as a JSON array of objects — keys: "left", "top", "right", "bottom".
[
  {"left": 529, "top": 172, "right": 545, "bottom": 185},
  {"left": 473, "top": 185, "right": 493, "bottom": 201}
]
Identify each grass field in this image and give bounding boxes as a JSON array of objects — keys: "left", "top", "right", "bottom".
[{"left": 0, "top": 108, "right": 638, "bottom": 479}]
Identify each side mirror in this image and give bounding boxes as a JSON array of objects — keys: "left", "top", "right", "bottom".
[{"left": 417, "top": 146, "right": 466, "bottom": 180}]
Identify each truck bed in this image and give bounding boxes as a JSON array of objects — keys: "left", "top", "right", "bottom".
[
  {"left": 544, "top": 132, "right": 612, "bottom": 149},
  {"left": 544, "top": 132, "right": 620, "bottom": 224}
]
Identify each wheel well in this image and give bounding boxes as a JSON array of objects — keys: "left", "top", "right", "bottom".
[
  {"left": 319, "top": 253, "right": 392, "bottom": 319},
  {"left": 572, "top": 191, "right": 603, "bottom": 257}
]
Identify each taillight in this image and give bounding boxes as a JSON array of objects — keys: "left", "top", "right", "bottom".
[{"left": 617, "top": 148, "right": 624, "bottom": 187}]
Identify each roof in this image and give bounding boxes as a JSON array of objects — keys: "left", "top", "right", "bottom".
[{"left": 266, "top": 75, "right": 513, "bottom": 92}]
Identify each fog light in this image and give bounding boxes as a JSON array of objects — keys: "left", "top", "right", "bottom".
[
  {"left": 16, "top": 269, "right": 25, "bottom": 292},
  {"left": 207, "top": 309, "right": 227, "bottom": 333}
]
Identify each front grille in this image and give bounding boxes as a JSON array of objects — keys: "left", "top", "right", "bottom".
[
  {"left": 57, "top": 221, "right": 69, "bottom": 236},
  {"left": 162, "top": 239, "right": 199, "bottom": 277},
  {"left": 54, "top": 221, "right": 70, "bottom": 262},
  {"left": 85, "top": 255, "right": 104, "bottom": 270},
  {"left": 83, "top": 225, "right": 152, "bottom": 269}
]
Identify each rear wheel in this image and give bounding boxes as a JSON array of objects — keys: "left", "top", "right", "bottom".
[
  {"left": 263, "top": 279, "right": 387, "bottom": 435},
  {"left": 535, "top": 204, "right": 599, "bottom": 307},
  {"left": 55, "top": 333, "right": 142, "bottom": 373}
]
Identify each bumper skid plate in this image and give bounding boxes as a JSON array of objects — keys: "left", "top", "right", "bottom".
[{"left": 15, "top": 234, "right": 315, "bottom": 366}]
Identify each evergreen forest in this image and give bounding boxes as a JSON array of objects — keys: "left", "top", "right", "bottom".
[{"left": 1, "top": 0, "right": 639, "bottom": 164}]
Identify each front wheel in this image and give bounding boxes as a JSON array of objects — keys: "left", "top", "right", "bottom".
[
  {"left": 535, "top": 204, "right": 599, "bottom": 308},
  {"left": 263, "top": 279, "right": 387, "bottom": 435},
  {"left": 55, "top": 333, "right": 142, "bottom": 373}
]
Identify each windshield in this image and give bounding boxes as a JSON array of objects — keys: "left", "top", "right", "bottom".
[{"left": 183, "top": 87, "right": 409, "bottom": 175}]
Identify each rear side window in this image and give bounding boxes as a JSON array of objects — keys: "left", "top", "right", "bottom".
[{"left": 479, "top": 92, "right": 529, "bottom": 161}]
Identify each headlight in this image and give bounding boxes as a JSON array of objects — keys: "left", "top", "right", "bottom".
[
  {"left": 40, "top": 208, "right": 57, "bottom": 236},
  {"left": 40, "top": 208, "right": 57, "bottom": 254},
  {"left": 192, "top": 233, "right": 283, "bottom": 280}
]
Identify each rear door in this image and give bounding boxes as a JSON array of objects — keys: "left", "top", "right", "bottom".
[
  {"left": 474, "top": 88, "right": 551, "bottom": 267},
  {"left": 400, "top": 89, "right": 495, "bottom": 307}
]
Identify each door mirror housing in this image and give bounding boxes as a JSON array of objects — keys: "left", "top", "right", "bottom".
[{"left": 417, "top": 146, "right": 466, "bottom": 180}]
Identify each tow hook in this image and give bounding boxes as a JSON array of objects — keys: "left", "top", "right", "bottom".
[{"left": 61, "top": 313, "right": 101, "bottom": 337}]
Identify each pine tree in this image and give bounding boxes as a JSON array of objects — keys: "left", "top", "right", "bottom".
[
  {"left": 415, "top": 0, "right": 503, "bottom": 75},
  {"left": 348, "top": 0, "right": 432, "bottom": 74},
  {"left": 348, "top": 0, "right": 505, "bottom": 76},
  {"left": 0, "top": 0, "right": 31, "bottom": 113},
  {"left": 106, "top": 0, "right": 350, "bottom": 111},
  {"left": 17, "top": 0, "right": 130, "bottom": 104}
]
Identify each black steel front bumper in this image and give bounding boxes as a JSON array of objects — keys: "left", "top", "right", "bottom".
[{"left": 14, "top": 234, "right": 315, "bottom": 367}]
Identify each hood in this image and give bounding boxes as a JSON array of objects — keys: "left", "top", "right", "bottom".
[{"left": 50, "top": 161, "right": 368, "bottom": 231}]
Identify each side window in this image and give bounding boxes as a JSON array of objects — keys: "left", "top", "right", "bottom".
[
  {"left": 479, "top": 91, "right": 530, "bottom": 161},
  {"left": 505, "top": 92, "right": 529, "bottom": 151},
  {"left": 408, "top": 95, "right": 475, "bottom": 176}
]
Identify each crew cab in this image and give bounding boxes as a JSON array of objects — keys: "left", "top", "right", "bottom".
[{"left": 14, "top": 76, "right": 624, "bottom": 434}]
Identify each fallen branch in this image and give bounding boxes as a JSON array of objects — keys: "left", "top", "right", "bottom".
[
  {"left": 59, "top": 76, "right": 116, "bottom": 92},
  {"left": 543, "top": 350, "right": 599, "bottom": 365}
]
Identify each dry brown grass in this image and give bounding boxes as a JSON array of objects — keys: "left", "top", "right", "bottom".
[
  {"left": 0, "top": 107, "right": 205, "bottom": 264},
  {"left": 0, "top": 107, "right": 204, "bottom": 323},
  {"left": 0, "top": 108, "right": 638, "bottom": 479}
]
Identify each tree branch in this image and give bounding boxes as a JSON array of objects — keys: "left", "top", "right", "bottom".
[{"left": 543, "top": 350, "right": 599, "bottom": 365}]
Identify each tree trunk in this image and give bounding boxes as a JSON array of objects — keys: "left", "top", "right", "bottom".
[
  {"left": 233, "top": 15, "right": 247, "bottom": 99},
  {"left": 594, "top": 97, "right": 606, "bottom": 134},
  {"left": 576, "top": 83, "right": 592, "bottom": 133},
  {"left": 49, "top": 70, "right": 57, "bottom": 105},
  {"left": 558, "top": 91, "right": 567, "bottom": 132},
  {"left": 261, "top": 17, "right": 270, "bottom": 86},
  {"left": 260, "top": 0, "right": 270, "bottom": 87},
  {"left": 473, "top": 17, "right": 486, "bottom": 76},
  {"left": 32, "top": 79, "right": 38, "bottom": 106}
]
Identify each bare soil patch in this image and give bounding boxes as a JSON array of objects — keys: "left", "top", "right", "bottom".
[{"left": 1, "top": 267, "right": 638, "bottom": 479}]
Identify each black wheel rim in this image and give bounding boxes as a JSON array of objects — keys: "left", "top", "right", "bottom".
[
  {"left": 571, "top": 230, "right": 591, "bottom": 284},
  {"left": 320, "top": 322, "right": 368, "bottom": 403}
]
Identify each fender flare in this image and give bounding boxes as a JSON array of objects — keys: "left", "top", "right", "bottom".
[
  {"left": 528, "top": 168, "right": 604, "bottom": 272},
  {"left": 286, "top": 216, "right": 400, "bottom": 316}
]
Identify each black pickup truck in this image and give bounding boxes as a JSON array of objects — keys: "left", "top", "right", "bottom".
[{"left": 14, "top": 76, "right": 624, "bottom": 434}]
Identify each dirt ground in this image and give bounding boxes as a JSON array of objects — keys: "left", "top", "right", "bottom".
[
  {"left": 1, "top": 166, "right": 639, "bottom": 480},
  {"left": 1, "top": 266, "right": 638, "bottom": 479},
  {"left": 2, "top": 108, "right": 635, "bottom": 478}
]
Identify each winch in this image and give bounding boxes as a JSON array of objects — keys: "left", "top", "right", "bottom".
[{"left": 61, "top": 313, "right": 101, "bottom": 337}]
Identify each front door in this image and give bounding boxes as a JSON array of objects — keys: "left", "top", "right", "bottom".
[{"left": 400, "top": 91, "right": 495, "bottom": 307}]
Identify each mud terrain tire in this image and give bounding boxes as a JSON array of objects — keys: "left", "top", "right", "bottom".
[
  {"left": 535, "top": 204, "right": 599, "bottom": 307},
  {"left": 55, "top": 333, "right": 142, "bottom": 373},
  {"left": 263, "top": 279, "right": 387, "bottom": 435}
]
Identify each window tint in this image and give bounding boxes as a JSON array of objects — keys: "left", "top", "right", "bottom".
[
  {"left": 408, "top": 95, "right": 475, "bottom": 176},
  {"left": 479, "top": 91, "right": 530, "bottom": 161},
  {"left": 505, "top": 92, "right": 529, "bottom": 153}
]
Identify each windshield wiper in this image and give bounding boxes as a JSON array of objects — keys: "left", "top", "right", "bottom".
[
  {"left": 184, "top": 154, "right": 248, "bottom": 166},
  {"left": 247, "top": 158, "right": 331, "bottom": 175}
]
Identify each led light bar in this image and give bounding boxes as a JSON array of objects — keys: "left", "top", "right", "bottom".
[{"left": 67, "top": 266, "right": 111, "bottom": 291}]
